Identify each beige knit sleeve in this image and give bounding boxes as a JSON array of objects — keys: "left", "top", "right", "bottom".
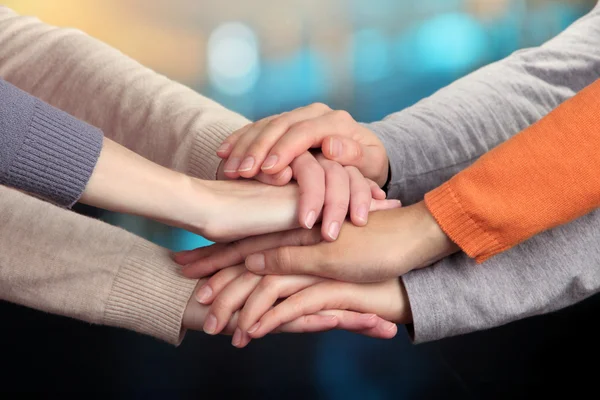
[
  {"left": 0, "top": 6, "right": 250, "bottom": 180},
  {"left": 0, "top": 185, "right": 197, "bottom": 345}
]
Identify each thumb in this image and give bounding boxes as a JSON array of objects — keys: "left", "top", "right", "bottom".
[
  {"left": 321, "top": 135, "right": 379, "bottom": 179},
  {"left": 245, "top": 245, "right": 326, "bottom": 276}
]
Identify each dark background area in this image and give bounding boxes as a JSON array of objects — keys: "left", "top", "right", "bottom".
[{"left": 3, "top": 0, "right": 599, "bottom": 398}]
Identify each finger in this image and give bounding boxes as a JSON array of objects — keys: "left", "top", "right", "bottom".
[
  {"left": 237, "top": 275, "right": 323, "bottom": 332},
  {"left": 316, "top": 310, "right": 397, "bottom": 338},
  {"left": 345, "top": 166, "right": 371, "bottom": 227},
  {"left": 291, "top": 152, "right": 325, "bottom": 229},
  {"left": 177, "top": 243, "right": 227, "bottom": 268},
  {"left": 195, "top": 265, "right": 246, "bottom": 304},
  {"left": 368, "top": 179, "right": 387, "bottom": 200},
  {"left": 184, "top": 228, "right": 321, "bottom": 278},
  {"left": 224, "top": 116, "right": 276, "bottom": 179},
  {"left": 248, "top": 281, "right": 352, "bottom": 338},
  {"left": 245, "top": 240, "right": 328, "bottom": 277},
  {"left": 204, "top": 271, "right": 262, "bottom": 335},
  {"left": 238, "top": 103, "right": 332, "bottom": 178},
  {"left": 317, "top": 157, "right": 350, "bottom": 241},
  {"left": 216, "top": 123, "right": 253, "bottom": 159},
  {"left": 253, "top": 167, "right": 293, "bottom": 186},
  {"left": 369, "top": 198, "right": 402, "bottom": 212},
  {"left": 261, "top": 110, "right": 356, "bottom": 174},
  {"left": 321, "top": 135, "right": 367, "bottom": 170},
  {"left": 354, "top": 318, "right": 398, "bottom": 339},
  {"left": 269, "top": 314, "right": 338, "bottom": 336}
]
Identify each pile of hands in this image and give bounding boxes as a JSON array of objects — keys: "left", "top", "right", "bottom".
[{"left": 173, "top": 103, "right": 458, "bottom": 348}]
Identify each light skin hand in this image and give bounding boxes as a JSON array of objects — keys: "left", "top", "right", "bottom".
[
  {"left": 216, "top": 104, "right": 390, "bottom": 235},
  {"left": 244, "top": 278, "right": 411, "bottom": 342},
  {"left": 183, "top": 276, "right": 398, "bottom": 348},
  {"left": 176, "top": 201, "right": 460, "bottom": 283},
  {"left": 218, "top": 149, "right": 390, "bottom": 240},
  {"left": 80, "top": 138, "right": 397, "bottom": 244},
  {"left": 218, "top": 103, "right": 390, "bottom": 186}
]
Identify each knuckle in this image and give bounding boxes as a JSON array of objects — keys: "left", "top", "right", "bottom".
[
  {"left": 247, "top": 138, "right": 272, "bottom": 156},
  {"left": 329, "top": 202, "right": 349, "bottom": 214},
  {"left": 274, "top": 247, "right": 293, "bottom": 273},
  {"left": 289, "top": 120, "right": 314, "bottom": 134},
  {"left": 267, "top": 116, "right": 288, "bottom": 129},
  {"left": 211, "top": 298, "right": 233, "bottom": 314},
  {"left": 310, "top": 102, "right": 331, "bottom": 112},
  {"left": 332, "top": 109, "right": 353, "bottom": 123}
]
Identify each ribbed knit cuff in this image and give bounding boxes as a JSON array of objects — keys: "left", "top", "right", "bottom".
[
  {"left": 425, "top": 182, "right": 507, "bottom": 263},
  {"left": 5, "top": 100, "right": 103, "bottom": 207},
  {"left": 187, "top": 120, "right": 248, "bottom": 180},
  {"left": 103, "top": 241, "right": 198, "bottom": 345}
]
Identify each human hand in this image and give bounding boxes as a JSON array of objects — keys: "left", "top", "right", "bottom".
[
  {"left": 182, "top": 276, "right": 399, "bottom": 347},
  {"left": 176, "top": 201, "right": 459, "bottom": 282},
  {"left": 187, "top": 268, "right": 401, "bottom": 348},
  {"left": 216, "top": 104, "right": 391, "bottom": 238},
  {"left": 183, "top": 178, "right": 399, "bottom": 243}
]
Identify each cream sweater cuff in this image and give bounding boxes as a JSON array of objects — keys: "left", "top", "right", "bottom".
[{"left": 103, "top": 240, "right": 197, "bottom": 345}]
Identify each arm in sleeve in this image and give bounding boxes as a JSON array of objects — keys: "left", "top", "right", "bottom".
[
  {"left": 0, "top": 6, "right": 250, "bottom": 180},
  {"left": 425, "top": 78, "right": 600, "bottom": 262},
  {"left": 366, "top": 3, "right": 600, "bottom": 205},
  {"left": 403, "top": 208, "right": 600, "bottom": 343},
  {"left": 0, "top": 185, "right": 197, "bottom": 345},
  {"left": 0, "top": 79, "right": 102, "bottom": 206}
]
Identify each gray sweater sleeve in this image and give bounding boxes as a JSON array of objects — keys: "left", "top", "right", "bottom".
[
  {"left": 364, "top": 4, "right": 600, "bottom": 342},
  {"left": 367, "top": 3, "right": 600, "bottom": 205},
  {"left": 0, "top": 79, "right": 103, "bottom": 206}
]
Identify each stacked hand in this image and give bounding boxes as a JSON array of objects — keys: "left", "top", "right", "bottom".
[{"left": 177, "top": 103, "right": 458, "bottom": 347}]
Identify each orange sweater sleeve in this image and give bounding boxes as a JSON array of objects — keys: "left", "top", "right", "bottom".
[{"left": 424, "top": 78, "right": 600, "bottom": 263}]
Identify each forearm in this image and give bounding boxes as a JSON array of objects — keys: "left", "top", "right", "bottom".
[
  {"left": 0, "top": 185, "right": 197, "bottom": 345},
  {"left": 80, "top": 137, "right": 208, "bottom": 233},
  {"left": 425, "top": 78, "right": 600, "bottom": 262},
  {"left": 402, "top": 209, "right": 600, "bottom": 343},
  {"left": 366, "top": 3, "right": 600, "bottom": 205},
  {"left": 0, "top": 6, "right": 249, "bottom": 180}
]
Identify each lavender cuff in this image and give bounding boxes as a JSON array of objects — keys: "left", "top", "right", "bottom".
[{"left": 0, "top": 79, "right": 103, "bottom": 206}]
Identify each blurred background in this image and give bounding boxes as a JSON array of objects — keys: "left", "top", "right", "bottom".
[{"left": 2, "top": 0, "right": 599, "bottom": 398}]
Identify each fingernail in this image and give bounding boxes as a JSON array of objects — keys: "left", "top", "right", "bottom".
[
  {"left": 327, "top": 221, "right": 340, "bottom": 240},
  {"left": 224, "top": 157, "right": 241, "bottom": 173},
  {"left": 203, "top": 314, "right": 218, "bottom": 335},
  {"left": 330, "top": 137, "right": 343, "bottom": 158},
  {"left": 246, "top": 254, "right": 265, "bottom": 271},
  {"left": 238, "top": 156, "right": 255, "bottom": 172},
  {"left": 217, "top": 142, "right": 230, "bottom": 154},
  {"left": 305, "top": 210, "right": 317, "bottom": 229},
  {"left": 262, "top": 155, "right": 278, "bottom": 170},
  {"left": 232, "top": 328, "right": 242, "bottom": 347},
  {"left": 357, "top": 205, "right": 368, "bottom": 223},
  {"left": 248, "top": 322, "right": 260, "bottom": 334},
  {"left": 384, "top": 321, "right": 396, "bottom": 331},
  {"left": 195, "top": 285, "right": 213, "bottom": 304}
]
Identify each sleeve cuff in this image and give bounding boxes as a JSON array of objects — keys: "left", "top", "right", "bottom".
[
  {"left": 103, "top": 240, "right": 198, "bottom": 345},
  {"left": 5, "top": 100, "right": 103, "bottom": 207},
  {"left": 187, "top": 120, "right": 248, "bottom": 180},
  {"left": 425, "top": 182, "right": 508, "bottom": 263}
]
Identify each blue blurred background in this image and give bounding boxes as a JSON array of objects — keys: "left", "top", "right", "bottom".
[{"left": 3, "top": 0, "right": 598, "bottom": 398}]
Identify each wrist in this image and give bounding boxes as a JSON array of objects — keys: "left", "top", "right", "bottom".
[
  {"left": 398, "top": 278, "right": 413, "bottom": 324},
  {"left": 414, "top": 200, "right": 460, "bottom": 268}
]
